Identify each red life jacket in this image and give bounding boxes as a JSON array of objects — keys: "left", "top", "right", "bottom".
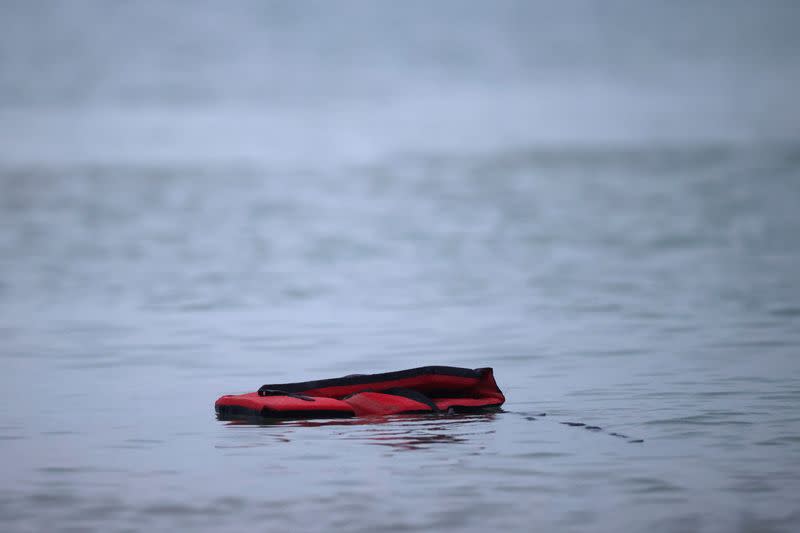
[{"left": 215, "top": 366, "right": 504, "bottom": 419}]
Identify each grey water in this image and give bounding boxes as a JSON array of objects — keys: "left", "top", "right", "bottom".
[{"left": 2, "top": 1, "right": 800, "bottom": 532}]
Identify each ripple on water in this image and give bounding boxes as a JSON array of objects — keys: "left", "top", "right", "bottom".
[{"left": 645, "top": 413, "right": 756, "bottom": 427}]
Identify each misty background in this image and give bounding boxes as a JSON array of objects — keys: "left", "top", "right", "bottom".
[{"left": 1, "top": 1, "right": 799, "bottom": 532}]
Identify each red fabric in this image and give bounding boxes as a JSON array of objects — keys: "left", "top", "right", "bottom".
[
  {"left": 473, "top": 368, "right": 505, "bottom": 403},
  {"left": 297, "top": 374, "right": 480, "bottom": 398},
  {"left": 215, "top": 392, "right": 355, "bottom": 414},
  {"left": 433, "top": 397, "right": 503, "bottom": 410},
  {"left": 343, "top": 392, "right": 435, "bottom": 416},
  {"left": 215, "top": 367, "right": 505, "bottom": 419}
]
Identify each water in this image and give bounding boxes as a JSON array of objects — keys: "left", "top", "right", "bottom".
[{"left": 2, "top": 2, "right": 800, "bottom": 532}]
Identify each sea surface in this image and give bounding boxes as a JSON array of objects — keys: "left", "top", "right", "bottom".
[{"left": 1, "top": 2, "right": 800, "bottom": 532}]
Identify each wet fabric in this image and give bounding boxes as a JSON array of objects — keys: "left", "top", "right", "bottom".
[{"left": 215, "top": 366, "right": 505, "bottom": 420}]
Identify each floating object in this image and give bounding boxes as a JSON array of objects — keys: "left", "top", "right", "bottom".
[{"left": 215, "top": 366, "right": 504, "bottom": 420}]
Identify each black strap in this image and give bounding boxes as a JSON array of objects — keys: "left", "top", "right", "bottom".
[
  {"left": 257, "top": 366, "right": 482, "bottom": 396},
  {"left": 257, "top": 389, "right": 315, "bottom": 401}
]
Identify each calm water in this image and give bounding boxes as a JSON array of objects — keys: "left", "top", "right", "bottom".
[{"left": 2, "top": 2, "right": 800, "bottom": 532}]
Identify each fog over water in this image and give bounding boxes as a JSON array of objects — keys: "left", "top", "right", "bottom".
[{"left": 1, "top": 2, "right": 800, "bottom": 532}]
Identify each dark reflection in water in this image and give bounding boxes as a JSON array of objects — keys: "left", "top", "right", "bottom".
[{"left": 220, "top": 413, "right": 498, "bottom": 451}]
